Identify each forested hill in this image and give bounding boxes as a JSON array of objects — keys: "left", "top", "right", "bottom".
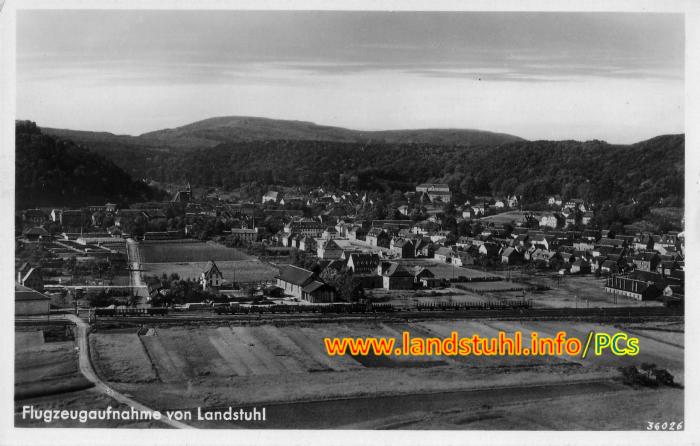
[
  {"left": 138, "top": 116, "right": 526, "bottom": 147},
  {"left": 42, "top": 116, "right": 524, "bottom": 175},
  {"left": 160, "top": 134, "right": 683, "bottom": 209},
  {"left": 33, "top": 116, "right": 683, "bottom": 221},
  {"left": 15, "top": 121, "right": 166, "bottom": 209}
]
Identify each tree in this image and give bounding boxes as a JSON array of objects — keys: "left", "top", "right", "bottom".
[{"left": 87, "top": 290, "right": 115, "bottom": 307}]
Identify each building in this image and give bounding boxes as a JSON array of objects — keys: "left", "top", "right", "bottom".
[
  {"left": 286, "top": 221, "right": 326, "bottom": 238},
  {"left": 17, "top": 264, "right": 44, "bottom": 292},
  {"left": 604, "top": 275, "right": 663, "bottom": 301},
  {"left": 379, "top": 262, "right": 415, "bottom": 290},
  {"left": 317, "top": 239, "right": 343, "bottom": 260},
  {"left": 300, "top": 281, "right": 336, "bottom": 303},
  {"left": 346, "top": 253, "right": 381, "bottom": 274},
  {"left": 416, "top": 183, "right": 450, "bottom": 193},
  {"left": 22, "top": 227, "right": 50, "bottom": 241},
  {"left": 22, "top": 209, "right": 47, "bottom": 226},
  {"left": 570, "top": 259, "right": 591, "bottom": 274},
  {"left": 633, "top": 252, "right": 661, "bottom": 273},
  {"left": 348, "top": 226, "right": 367, "bottom": 242},
  {"left": 547, "top": 196, "right": 563, "bottom": 207},
  {"left": 262, "top": 191, "right": 279, "bottom": 204},
  {"left": 229, "top": 228, "right": 258, "bottom": 243},
  {"left": 416, "top": 183, "right": 452, "bottom": 203},
  {"left": 277, "top": 265, "right": 316, "bottom": 299},
  {"left": 409, "top": 266, "right": 436, "bottom": 286},
  {"left": 539, "top": 213, "right": 559, "bottom": 229},
  {"left": 322, "top": 227, "right": 338, "bottom": 240},
  {"left": 531, "top": 249, "right": 557, "bottom": 267},
  {"left": 434, "top": 246, "right": 452, "bottom": 263},
  {"left": 389, "top": 238, "right": 414, "bottom": 259},
  {"left": 15, "top": 284, "right": 51, "bottom": 316},
  {"left": 200, "top": 261, "right": 224, "bottom": 291},
  {"left": 462, "top": 208, "right": 476, "bottom": 220},
  {"left": 276, "top": 265, "right": 335, "bottom": 302},
  {"left": 452, "top": 251, "right": 476, "bottom": 267},
  {"left": 600, "top": 260, "right": 620, "bottom": 274},
  {"left": 298, "top": 236, "right": 315, "bottom": 252},
  {"left": 501, "top": 247, "right": 523, "bottom": 265},
  {"left": 426, "top": 190, "right": 452, "bottom": 203},
  {"left": 172, "top": 183, "right": 193, "bottom": 202},
  {"left": 366, "top": 228, "right": 390, "bottom": 248}
]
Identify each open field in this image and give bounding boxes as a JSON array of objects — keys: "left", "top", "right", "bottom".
[
  {"left": 516, "top": 275, "right": 666, "bottom": 308},
  {"left": 347, "top": 386, "right": 683, "bottom": 430},
  {"left": 138, "top": 241, "right": 252, "bottom": 263},
  {"left": 480, "top": 210, "right": 533, "bottom": 225},
  {"left": 15, "top": 330, "right": 93, "bottom": 399},
  {"left": 14, "top": 327, "right": 168, "bottom": 428},
  {"left": 90, "top": 331, "right": 157, "bottom": 383},
  {"left": 456, "top": 281, "right": 531, "bottom": 293},
  {"left": 87, "top": 317, "right": 683, "bottom": 428},
  {"left": 141, "top": 259, "right": 278, "bottom": 283},
  {"left": 397, "top": 259, "right": 503, "bottom": 280},
  {"left": 372, "top": 288, "right": 496, "bottom": 307}
]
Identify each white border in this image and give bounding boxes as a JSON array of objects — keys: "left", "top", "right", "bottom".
[{"left": 1, "top": 1, "right": 698, "bottom": 445}]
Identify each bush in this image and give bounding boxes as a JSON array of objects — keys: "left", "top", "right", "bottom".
[{"left": 619, "top": 364, "right": 676, "bottom": 388}]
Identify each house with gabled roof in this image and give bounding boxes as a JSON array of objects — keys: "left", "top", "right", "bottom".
[
  {"left": 346, "top": 253, "right": 380, "bottom": 274},
  {"left": 633, "top": 252, "right": 661, "bottom": 272},
  {"left": 600, "top": 259, "right": 620, "bottom": 274},
  {"left": 390, "top": 238, "right": 414, "bottom": 259},
  {"left": 380, "top": 262, "right": 415, "bottom": 290},
  {"left": 200, "top": 261, "right": 224, "bottom": 291},
  {"left": 15, "top": 284, "right": 51, "bottom": 316},
  {"left": 299, "top": 236, "right": 315, "bottom": 252},
  {"left": 17, "top": 264, "right": 44, "bottom": 292},
  {"left": 570, "top": 258, "right": 591, "bottom": 274},
  {"left": 317, "top": 239, "right": 343, "bottom": 260},
  {"left": 478, "top": 242, "right": 500, "bottom": 258},
  {"left": 277, "top": 265, "right": 316, "bottom": 299},
  {"left": 501, "top": 247, "right": 523, "bottom": 265},
  {"left": 366, "top": 228, "right": 390, "bottom": 248},
  {"left": 452, "top": 250, "right": 476, "bottom": 267},
  {"left": 434, "top": 246, "right": 453, "bottom": 263}
]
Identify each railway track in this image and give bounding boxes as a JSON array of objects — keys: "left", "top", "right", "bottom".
[{"left": 91, "top": 306, "right": 682, "bottom": 326}]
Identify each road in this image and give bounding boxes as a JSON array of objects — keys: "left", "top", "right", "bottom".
[
  {"left": 126, "top": 238, "right": 149, "bottom": 298},
  {"left": 65, "top": 314, "right": 192, "bottom": 429}
]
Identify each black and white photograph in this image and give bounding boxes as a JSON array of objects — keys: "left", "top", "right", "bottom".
[{"left": 2, "top": 1, "right": 698, "bottom": 444}]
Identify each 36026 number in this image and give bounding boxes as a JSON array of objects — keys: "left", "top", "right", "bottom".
[{"left": 646, "top": 421, "right": 683, "bottom": 430}]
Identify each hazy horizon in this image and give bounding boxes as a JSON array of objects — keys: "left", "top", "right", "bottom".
[{"left": 17, "top": 11, "right": 684, "bottom": 144}]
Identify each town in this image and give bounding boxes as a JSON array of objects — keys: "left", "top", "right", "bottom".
[
  {"left": 11, "top": 8, "right": 687, "bottom": 434},
  {"left": 15, "top": 181, "right": 685, "bottom": 315}
]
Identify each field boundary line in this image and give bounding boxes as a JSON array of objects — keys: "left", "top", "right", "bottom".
[{"left": 66, "top": 314, "right": 193, "bottom": 429}]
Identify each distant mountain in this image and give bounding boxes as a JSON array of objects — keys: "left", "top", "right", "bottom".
[
  {"left": 42, "top": 116, "right": 525, "bottom": 181},
  {"left": 138, "top": 116, "right": 525, "bottom": 148},
  {"left": 45, "top": 116, "right": 524, "bottom": 153},
  {"left": 15, "top": 121, "right": 165, "bottom": 209}
]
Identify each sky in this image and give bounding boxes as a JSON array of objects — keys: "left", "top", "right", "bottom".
[{"left": 16, "top": 10, "right": 685, "bottom": 143}]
